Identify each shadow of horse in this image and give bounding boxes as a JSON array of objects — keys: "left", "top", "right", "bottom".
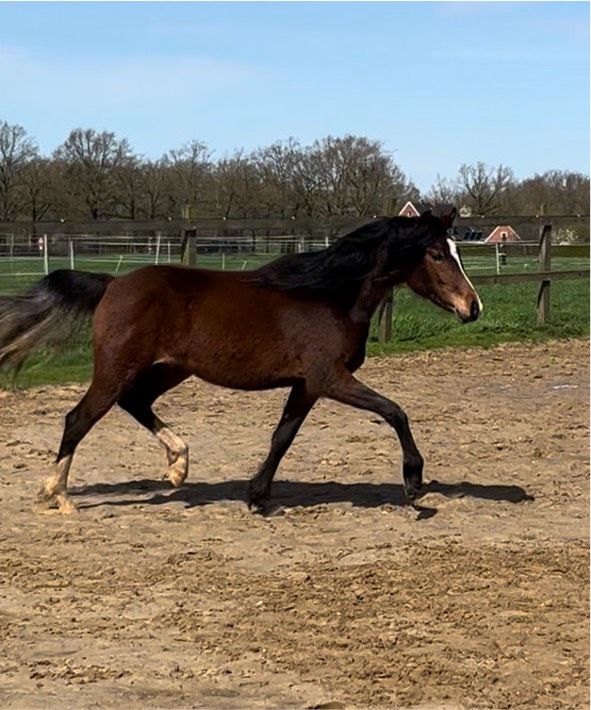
[{"left": 72, "top": 477, "right": 534, "bottom": 519}]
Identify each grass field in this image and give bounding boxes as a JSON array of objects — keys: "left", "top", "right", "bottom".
[{"left": 0, "top": 250, "right": 589, "bottom": 387}]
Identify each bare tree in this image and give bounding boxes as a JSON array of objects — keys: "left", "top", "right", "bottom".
[
  {"left": 254, "top": 139, "right": 301, "bottom": 218},
  {"left": 426, "top": 174, "right": 462, "bottom": 206},
  {"left": 516, "top": 170, "right": 589, "bottom": 215},
  {"left": 139, "top": 158, "right": 168, "bottom": 219},
  {"left": 1, "top": 120, "right": 588, "bottom": 226},
  {"left": 113, "top": 157, "right": 144, "bottom": 220},
  {"left": 0, "top": 121, "right": 38, "bottom": 220},
  {"left": 54, "top": 128, "right": 133, "bottom": 220},
  {"left": 457, "top": 162, "right": 514, "bottom": 215},
  {"left": 164, "top": 140, "right": 213, "bottom": 217},
  {"left": 291, "top": 147, "right": 323, "bottom": 218},
  {"left": 302, "top": 135, "right": 417, "bottom": 218},
  {"left": 19, "top": 158, "right": 56, "bottom": 222},
  {"left": 214, "top": 150, "right": 258, "bottom": 219}
]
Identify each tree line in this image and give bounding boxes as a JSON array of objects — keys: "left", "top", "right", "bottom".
[{"left": 0, "top": 120, "right": 588, "bottom": 224}]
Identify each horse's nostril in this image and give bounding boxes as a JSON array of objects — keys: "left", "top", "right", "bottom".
[{"left": 470, "top": 299, "right": 480, "bottom": 320}]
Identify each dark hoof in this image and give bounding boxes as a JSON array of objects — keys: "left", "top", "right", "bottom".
[
  {"left": 403, "top": 458, "right": 424, "bottom": 501},
  {"left": 247, "top": 483, "right": 271, "bottom": 514},
  {"left": 404, "top": 482, "right": 426, "bottom": 502},
  {"left": 254, "top": 502, "right": 285, "bottom": 518},
  {"left": 247, "top": 496, "right": 283, "bottom": 517}
]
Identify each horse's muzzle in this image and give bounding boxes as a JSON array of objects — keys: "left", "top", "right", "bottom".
[{"left": 459, "top": 298, "right": 481, "bottom": 323}]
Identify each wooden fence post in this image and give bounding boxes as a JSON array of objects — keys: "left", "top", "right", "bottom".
[
  {"left": 378, "top": 198, "right": 396, "bottom": 343},
  {"left": 378, "top": 289, "right": 394, "bottom": 343},
  {"left": 537, "top": 224, "right": 552, "bottom": 324},
  {"left": 181, "top": 228, "right": 197, "bottom": 266}
]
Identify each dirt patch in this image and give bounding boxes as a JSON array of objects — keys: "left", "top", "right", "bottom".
[{"left": 0, "top": 339, "right": 588, "bottom": 708}]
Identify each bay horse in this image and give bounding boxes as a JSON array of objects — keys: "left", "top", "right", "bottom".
[{"left": 0, "top": 209, "right": 481, "bottom": 514}]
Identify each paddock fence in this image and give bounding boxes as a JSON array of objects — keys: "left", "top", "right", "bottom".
[{"left": 0, "top": 215, "right": 588, "bottom": 342}]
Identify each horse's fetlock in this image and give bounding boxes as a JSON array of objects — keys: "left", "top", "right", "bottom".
[
  {"left": 403, "top": 455, "right": 424, "bottom": 500},
  {"left": 246, "top": 479, "right": 270, "bottom": 509}
]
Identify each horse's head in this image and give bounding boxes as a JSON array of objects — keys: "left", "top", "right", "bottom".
[{"left": 405, "top": 209, "right": 482, "bottom": 323}]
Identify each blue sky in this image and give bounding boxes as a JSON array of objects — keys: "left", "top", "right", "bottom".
[{"left": 0, "top": 1, "right": 588, "bottom": 191}]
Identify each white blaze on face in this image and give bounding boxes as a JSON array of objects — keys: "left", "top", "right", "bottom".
[{"left": 447, "top": 238, "right": 483, "bottom": 312}]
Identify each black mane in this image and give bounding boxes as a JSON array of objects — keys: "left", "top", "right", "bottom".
[{"left": 247, "top": 215, "right": 440, "bottom": 302}]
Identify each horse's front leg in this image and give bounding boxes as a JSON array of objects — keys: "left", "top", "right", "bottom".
[
  {"left": 326, "top": 371, "right": 424, "bottom": 500},
  {"left": 247, "top": 383, "right": 317, "bottom": 513}
]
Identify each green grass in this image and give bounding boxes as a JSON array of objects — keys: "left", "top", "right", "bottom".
[
  {"left": 369, "top": 279, "right": 589, "bottom": 356},
  {"left": 3, "top": 343, "right": 94, "bottom": 387},
  {"left": 1, "top": 253, "right": 589, "bottom": 387}
]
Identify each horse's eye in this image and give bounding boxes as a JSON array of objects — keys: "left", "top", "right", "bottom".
[{"left": 431, "top": 252, "right": 444, "bottom": 263}]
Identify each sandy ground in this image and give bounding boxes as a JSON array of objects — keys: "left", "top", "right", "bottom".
[{"left": 0, "top": 339, "right": 588, "bottom": 709}]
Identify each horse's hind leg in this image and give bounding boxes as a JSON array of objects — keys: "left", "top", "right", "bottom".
[
  {"left": 118, "top": 363, "right": 190, "bottom": 487},
  {"left": 39, "top": 380, "right": 121, "bottom": 513}
]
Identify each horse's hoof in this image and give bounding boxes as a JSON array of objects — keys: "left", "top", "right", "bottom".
[
  {"left": 247, "top": 495, "right": 264, "bottom": 513},
  {"left": 404, "top": 482, "right": 425, "bottom": 502},
  {"left": 36, "top": 493, "right": 79, "bottom": 515},
  {"left": 248, "top": 499, "right": 284, "bottom": 517},
  {"left": 56, "top": 495, "right": 79, "bottom": 514},
  {"left": 403, "top": 463, "right": 424, "bottom": 502},
  {"left": 246, "top": 486, "right": 274, "bottom": 515},
  {"left": 168, "top": 456, "right": 188, "bottom": 487},
  {"left": 36, "top": 498, "right": 58, "bottom": 513},
  {"left": 37, "top": 484, "right": 60, "bottom": 507}
]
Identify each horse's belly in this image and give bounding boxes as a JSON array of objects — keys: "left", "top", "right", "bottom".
[
  {"left": 180, "top": 333, "right": 298, "bottom": 391},
  {"left": 188, "top": 358, "right": 296, "bottom": 391}
]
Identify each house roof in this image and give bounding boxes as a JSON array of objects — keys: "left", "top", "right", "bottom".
[
  {"left": 484, "top": 225, "right": 521, "bottom": 242},
  {"left": 398, "top": 200, "right": 456, "bottom": 218},
  {"left": 398, "top": 200, "right": 420, "bottom": 216},
  {"left": 415, "top": 201, "right": 456, "bottom": 217}
]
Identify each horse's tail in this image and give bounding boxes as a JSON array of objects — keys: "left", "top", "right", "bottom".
[{"left": 0, "top": 270, "right": 114, "bottom": 373}]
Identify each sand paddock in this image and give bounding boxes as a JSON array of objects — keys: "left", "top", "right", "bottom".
[{"left": 0, "top": 339, "right": 588, "bottom": 708}]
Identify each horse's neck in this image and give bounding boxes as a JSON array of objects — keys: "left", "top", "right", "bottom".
[{"left": 349, "top": 267, "right": 399, "bottom": 323}]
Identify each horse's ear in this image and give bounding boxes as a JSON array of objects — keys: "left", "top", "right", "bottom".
[
  {"left": 440, "top": 207, "right": 457, "bottom": 228},
  {"left": 419, "top": 209, "right": 432, "bottom": 220}
]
